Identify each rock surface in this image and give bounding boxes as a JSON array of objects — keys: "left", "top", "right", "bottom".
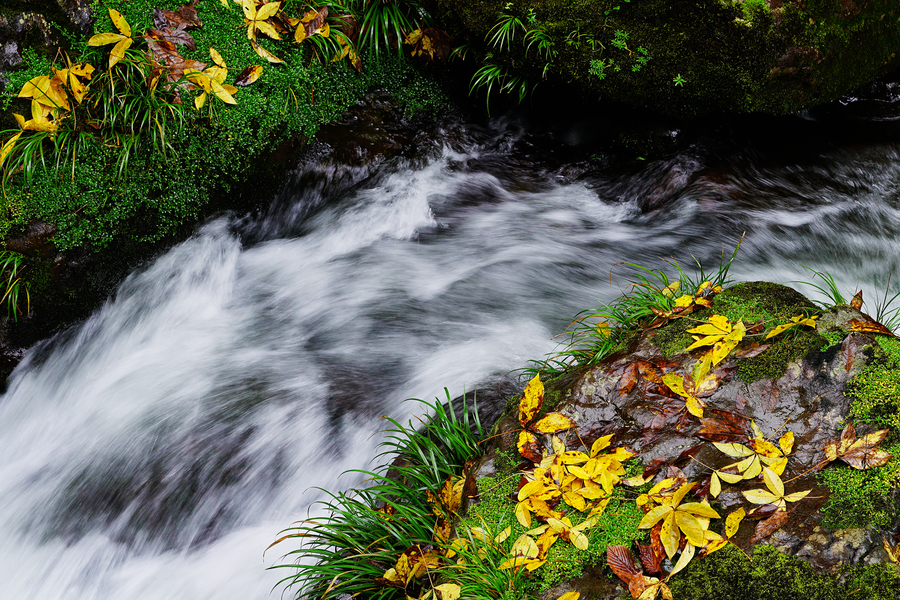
[{"left": 480, "top": 282, "right": 900, "bottom": 598}]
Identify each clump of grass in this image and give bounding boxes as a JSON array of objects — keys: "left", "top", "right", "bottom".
[
  {"left": 269, "top": 391, "right": 482, "bottom": 600},
  {"left": 530, "top": 239, "right": 742, "bottom": 378}
]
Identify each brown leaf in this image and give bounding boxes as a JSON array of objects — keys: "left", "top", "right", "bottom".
[
  {"left": 234, "top": 64, "right": 263, "bottom": 86},
  {"left": 695, "top": 410, "right": 750, "bottom": 443},
  {"left": 606, "top": 544, "right": 642, "bottom": 586},
  {"left": 153, "top": 2, "right": 201, "bottom": 31},
  {"left": 824, "top": 423, "right": 892, "bottom": 469},
  {"left": 144, "top": 27, "right": 197, "bottom": 51},
  {"left": 735, "top": 343, "right": 771, "bottom": 359},
  {"left": 750, "top": 509, "right": 790, "bottom": 542},
  {"left": 851, "top": 290, "right": 863, "bottom": 310},
  {"left": 637, "top": 542, "right": 663, "bottom": 575},
  {"left": 848, "top": 317, "right": 898, "bottom": 338},
  {"left": 517, "top": 430, "right": 543, "bottom": 463},
  {"left": 617, "top": 363, "right": 639, "bottom": 395}
]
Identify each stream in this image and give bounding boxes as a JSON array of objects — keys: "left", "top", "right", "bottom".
[{"left": 2, "top": 82, "right": 900, "bottom": 599}]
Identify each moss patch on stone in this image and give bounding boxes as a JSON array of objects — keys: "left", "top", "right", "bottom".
[
  {"left": 668, "top": 544, "right": 900, "bottom": 600},
  {"left": 846, "top": 337, "right": 900, "bottom": 430},
  {"left": 818, "top": 336, "right": 900, "bottom": 529},
  {"left": 817, "top": 439, "right": 900, "bottom": 529},
  {"left": 463, "top": 469, "right": 645, "bottom": 594},
  {"left": 736, "top": 328, "right": 827, "bottom": 383}
]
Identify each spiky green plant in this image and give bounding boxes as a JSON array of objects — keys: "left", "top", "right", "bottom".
[{"left": 270, "top": 391, "right": 482, "bottom": 600}]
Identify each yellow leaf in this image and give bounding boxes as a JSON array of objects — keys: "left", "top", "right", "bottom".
[
  {"left": 662, "top": 280, "right": 681, "bottom": 298},
  {"left": 742, "top": 488, "right": 780, "bottom": 505},
  {"left": 515, "top": 501, "right": 532, "bottom": 528},
  {"left": 555, "top": 593, "right": 580, "bottom": 600},
  {"left": 88, "top": 32, "right": 128, "bottom": 46},
  {"left": 638, "top": 504, "right": 672, "bottom": 530},
  {"left": 570, "top": 528, "right": 589, "bottom": 550},
  {"left": 510, "top": 534, "right": 539, "bottom": 558},
  {"left": 662, "top": 373, "right": 687, "bottom": 397},
  {"left": 660, "top": 512, "right": 679, "bottom": 559},
  {"left": 251, "top": 39, "right": 285, "bottom": 63},
  {"left": 519, "top": 374, "right": 544, "bottom": 427},
  {"left": 532, "top": 412, "right": 577, "bottom": 434},
  {"left": 255, "top": 20, "right": 282, "bottom": 40},
  {"left": 194, "top": 91, "right": 208, "bottom": 110},
  {"left": 715, "top": 469, "right": 744, "bottom": 484},
  {"left": 498, "top": 556, "right": 528, "bottom": 570},
  {"left": 562, "top": 491, "right": 586, "bottom": 512},
  {"left": 713, "top": 442, "right": 755, "bottom": 458},
  {"left": 109, "top": 8, "right": 132, "bottom": 36},
  {"left": 110, "top": 37, "right": 133, "bottom": 68},
  {"left": 710, "top": 471, "right": 721, "bottom": 498},
  {"left": 783, "top": 489, "right": 812, "bottom": 503},
  {"left": 551, "top": 435, "right": 566, "bottom": 456},
  {"left": 590, "top": 434, "right": 613, "bottom": 457},
  {"left": 433, "top": 583, "right": 461, "bottom": 600},
  {"left": 762, "top": 467, "right": 784, "bottom": 497},
  {"left": 0, "top": 131, "right": 23, "bottom": 166},
  {"left": 255, "top": 1, "right": 281, "bottom": 21},
  {"left": 210, "top": 47, "right": 227, "bottom": 68},
  {"left": 518, "top": 479, "right": 550, "bottom": 502},
  {"left": 669, "top": 542, "right": 695, "bottom": 577},
  {"left": 725, "top": 508, "right": 745, "bottom": 538},
  {"left": 778, "top": 431, "right": 795, "bottom": 455},
  {"left": 674, "top": 294, "right": 694, "bottom": 308},
  {"left": 674, "top": 511, "right": 706, "bottom": 547}
]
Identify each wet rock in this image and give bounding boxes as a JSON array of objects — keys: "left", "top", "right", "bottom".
[
  {"left": 488, "top": 283, "right": 894, "bottom": 577},
  {"left": 5, "top": 221, "right": 57, "bottom": 258}
]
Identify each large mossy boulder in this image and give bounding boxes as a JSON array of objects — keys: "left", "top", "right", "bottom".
[
  {"left": 432, "top": 0, "right": 900, "bottom": 116},
  {"left": 475, "top": 282, "right": 900, "bottom": 598}
]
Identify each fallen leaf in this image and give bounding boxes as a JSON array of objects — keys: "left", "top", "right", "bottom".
[
  {"left": 519, "top": 374, "right": 544, "bottom": 427},
  {"left": 823, "top": 423, "right": 892, "bottom": 469},
  {"left": 750, "top": 508, "right": 790, "bottom": 543}
]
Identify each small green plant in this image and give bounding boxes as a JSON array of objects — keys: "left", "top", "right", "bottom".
[
  {"left": 487, "top": 5, "right": 526, "bottom": 52},
  {"left": 632, "top": 46, "right": 651, "bottom": 72},
  {"left": 470, "top": 60, "right": 534, "bottom": 114},
  {"left": 0, "top": 251, "right": 28, "bottom": 320},
  {"left": 673, "top": 73, "right": 687, "bottom": 86},
  {"left": 356, "top": 0, "right": 427, "bottom": 58},
  {"left": 270, "top": 391, "right": 482, "bottom": 600},
  {"left": 589, "top": 58, "right": 614, "bottom": 80}
]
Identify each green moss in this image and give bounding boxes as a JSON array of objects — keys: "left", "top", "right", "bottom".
[
  {"left": 818, "top": 336, "right": 900, "bottom": 528},
  {"left": 2, "top": 0, "right": 447, "bottom": 252},
  {"left": 713, "top": 282, "right": 815, "bottom": 324},
  {"left": 736, "top": 329, "right": 826, "bottom": 383},
  {"left": 650, "top": 308, "right": 709, "bottom": 356},
  {"left": 817, "top": 440, "right": 900, "bottom": 529},
  {"left": 668, "top": 544, "right": 900, "bottom": 600},
  {"left": 846, "top": 337, "right": 900, "bottom": 429},
  {"left": 464, "top": 468, "right": 645, "bottom": 594}
]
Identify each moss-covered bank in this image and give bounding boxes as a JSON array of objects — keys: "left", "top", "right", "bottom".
[{"left": 433, "top": 0, "right": 900, "bottom": 116}]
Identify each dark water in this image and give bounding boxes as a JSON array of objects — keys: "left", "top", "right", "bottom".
[{"left": 1, "top": 80, "right": 900, "bottom": 599}]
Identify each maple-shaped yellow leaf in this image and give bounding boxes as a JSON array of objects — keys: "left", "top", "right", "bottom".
[
  {"left": 87, "top": 9, "right": 133, "bottom": 67},
  {"left": 766, "top": 314, "right": 818, "bottom": 339},
  {"left": 637, "top": 482, "right": 720, "bottom": 559},
  {"left": 742, "top": 467, "right": 811, "bottom": 511},
  {"left": 685, "top": 316, "right": 746, "bottom": 361},
  {"left": 241, "top": 0, "right": 282, "bottom": 40}
]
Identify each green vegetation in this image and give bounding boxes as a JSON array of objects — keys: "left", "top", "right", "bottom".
[
  {"left": 668, "top": 544, "right": 900, "bottom": 600},
  {"left": 0, "top": 0, "right": 447, "bottom": 253},
  {"left": 270, "top": 393, "right": 482, "bottom": 600},
  {"left": 818, "top": 336, "right": 900, "bottom": 529}
]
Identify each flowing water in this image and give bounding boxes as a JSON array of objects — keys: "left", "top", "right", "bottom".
[{"left": 2, "top": 84, "right": 900, "bottom": 599}]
